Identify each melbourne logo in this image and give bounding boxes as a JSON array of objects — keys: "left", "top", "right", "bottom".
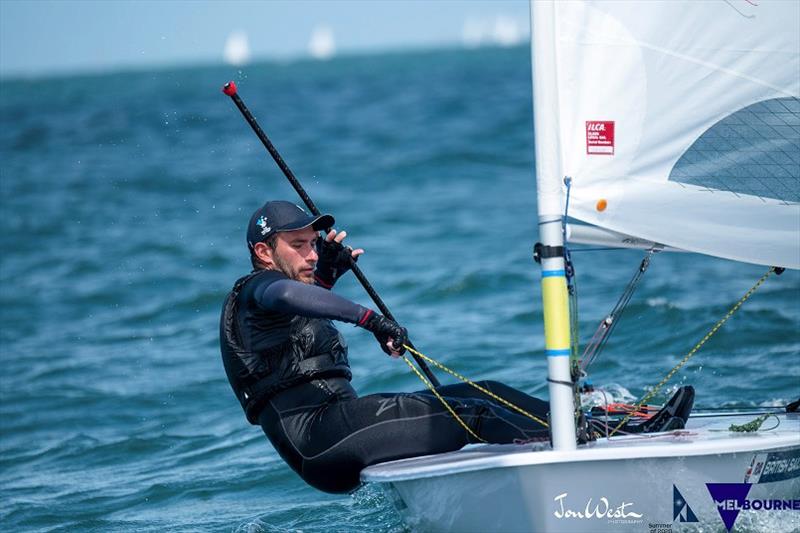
[
  {"left": 673, "top": 485, "right": 698, "bottom": 523},
  {"left": 706, "top": 483, "right": 800, "bottom": 532},
  {"left": 553, "top": 492, "right": 643, "bottom": 524},
  {"left": 706, "top": 483, "right": 751, "bottom": 532}
]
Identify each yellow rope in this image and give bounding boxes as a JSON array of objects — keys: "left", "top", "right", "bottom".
[
  {"left": 609, "top": 267, "right": 774, "bottom": 436},
  {"left": 400, "top": 355, "right": 486, "bottom": 443},
  {"left": 403, "top": 345, "right": 549, "bottom": 428},
  {"left": 401, "top": 268, "right": 772, "bottom": 441}
]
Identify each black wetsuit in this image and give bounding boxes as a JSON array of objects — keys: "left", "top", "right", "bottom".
[{"left": 221, "top": 270, "right": 550, "bottom": 494}]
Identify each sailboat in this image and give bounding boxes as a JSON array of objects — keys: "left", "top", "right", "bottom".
[
  {"left": 361, "top": 1, "right": 800, "bottom": 531},
  {"left": 224, "top": 30, "right": 251, "bottom": 67}
]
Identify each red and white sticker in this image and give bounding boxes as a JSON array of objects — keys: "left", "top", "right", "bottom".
[{"left": 586, "top": 121, "right": 615, "bottom": 155}]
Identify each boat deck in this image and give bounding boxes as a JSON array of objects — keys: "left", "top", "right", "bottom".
[{"left": 362, "top": 411, "right": 800, "bottom": 482}]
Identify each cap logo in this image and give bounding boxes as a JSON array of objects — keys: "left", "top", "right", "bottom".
[{"left": 256, "top": 216, "right": 272, "bottom": 235}]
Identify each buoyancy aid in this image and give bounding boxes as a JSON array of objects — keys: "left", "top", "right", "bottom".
[{"left": 220, "top": 271, "right": 352, "bottom": 423}]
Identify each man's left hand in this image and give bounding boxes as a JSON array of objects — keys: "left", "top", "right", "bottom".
[{"left": 359, "top": 312, "right": 408, "bottom": 357}]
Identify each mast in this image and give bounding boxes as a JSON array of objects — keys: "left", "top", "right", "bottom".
[{"left": 530, "top": 0, "right": 577, "bottom": 450}]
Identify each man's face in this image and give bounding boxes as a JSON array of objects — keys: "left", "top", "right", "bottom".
[{"left": 267, "top": 227, "right": 319, "bottom": 283}]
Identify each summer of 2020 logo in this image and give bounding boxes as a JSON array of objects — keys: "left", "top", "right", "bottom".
[{"left": 673, "top": 485, "right": 698, "bottom": 523}]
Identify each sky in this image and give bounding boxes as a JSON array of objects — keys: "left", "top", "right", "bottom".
[{"left": 0, "top": 0, "right": 531, "bottom": 78}]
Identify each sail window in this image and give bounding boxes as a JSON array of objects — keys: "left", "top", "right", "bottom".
[{"left": 668, "top": 97, "right": 800, "bottom": 204}]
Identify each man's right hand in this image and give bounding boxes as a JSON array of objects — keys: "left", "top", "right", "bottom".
[
  {"left": 315, "top": 229, "right": 364, "bottom": 288},
  {"left": 359, "top": 311, "right": 408, "bottom": 357}
]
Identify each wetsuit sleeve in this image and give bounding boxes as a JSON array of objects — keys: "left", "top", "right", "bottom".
[
  {"left": 313, "top": 275, "right": 334, "bottom": 290},
  {"left": 254, "top": 278, "right": 370, "bottom": 325}
]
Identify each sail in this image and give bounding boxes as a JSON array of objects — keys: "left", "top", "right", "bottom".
[{"left": 531, "top": 0, "right": 800, "bottom": 269}]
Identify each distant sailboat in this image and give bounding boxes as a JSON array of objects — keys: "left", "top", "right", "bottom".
[
  {"left": 308, "top": 25, "right": 335, "bottom": 60},
  {"left": 491, "top": 15, "right": 523, "bottom": 47},
  {"left": 224, "top": 30, "right": 251, "bottom": 66},
  {"left": 461, "top": 18, "right": 484, "bottom": 49},
  {"left": 461, "top": 15, "right": 524, "bottom": 49}
]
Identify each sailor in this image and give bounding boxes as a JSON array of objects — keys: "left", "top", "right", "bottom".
[{"left": 220, "top": 200, "right": 694, "bottom": 494}]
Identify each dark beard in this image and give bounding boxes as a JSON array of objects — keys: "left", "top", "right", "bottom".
[{"left": 272, "top": 253, "right": 312, "bottom": 283}]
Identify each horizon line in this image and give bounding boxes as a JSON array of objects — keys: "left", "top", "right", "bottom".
[{"left": 0, "top": 41, "right": 529, "bottom": 83}]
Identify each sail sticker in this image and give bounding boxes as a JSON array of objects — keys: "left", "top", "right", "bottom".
[
  {"left": 586, "top": 121, "right": 615, "bottom": 155},
  {"left": 744, "top": 449, "right": 800, "bottom": 484}
]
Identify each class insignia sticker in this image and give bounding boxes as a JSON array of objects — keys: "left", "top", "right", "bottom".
[{"left": 586, "top": 120, "right": 615, "bottom": 155}]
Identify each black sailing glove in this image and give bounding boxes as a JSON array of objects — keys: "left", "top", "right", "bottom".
[
  {"left": 358, "top": 311, "right": 408, "bottom": 356},
  {"left": 315, "top": 238, "right": 356, "bottom": 288}
]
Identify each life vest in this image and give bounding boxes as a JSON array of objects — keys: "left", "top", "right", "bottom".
[{"left": 220, "top": 271, "right": 352, "bottom": 423}]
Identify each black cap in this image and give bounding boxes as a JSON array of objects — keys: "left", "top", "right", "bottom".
[{"left": 247, "top": 201, "right": 334, "bottom": 250}]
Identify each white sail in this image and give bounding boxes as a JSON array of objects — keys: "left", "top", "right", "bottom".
[
  {"left": 532, "top": 0, "right": 800, "bottom": 269},
  {"left": 308, "top": 25, "right": 336, "bottom": 60},
  {"left": 223, "top": 31, "right": 251, "bottom": 66}
]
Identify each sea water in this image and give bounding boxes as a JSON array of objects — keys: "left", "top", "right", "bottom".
[{"left": 1, "top": 46, "right": 798, "bottom": 532}]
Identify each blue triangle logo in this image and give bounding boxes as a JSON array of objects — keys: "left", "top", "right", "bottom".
[
  {"left": 673, "top": 485, "right": 698, "bottom": 522},
  {"left": 706, "top": 483, "right": 752, "bottom": 532}
]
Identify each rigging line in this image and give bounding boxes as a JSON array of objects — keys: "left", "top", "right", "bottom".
[
  {"left": 581, "top": 252, "right": 651, "bottom": 364},
  {"left": 723, "top": 0, "right": 757, "bottom": 19},
  {"left": 561, "top": 176, "right": 580, "bottom": 365},
  {"left": 400, "top": 355, "right": 486, "bottom": 443},
  {"left": 559, "top": 177, "right": 585, "bottom": 434},
  {"left": 708, "top": 415, "right": 781, "bottom": 432},
  {"left": 690, "top": 410, "right": 784, "bottom": 419},
  {"left": 728, "top": 413, "right": 774, "bottom": 433},
  {"left": 691, "top": 405, "right": 788, "bottom": 413},
  {"left": 569, "top": 247, "right": 633, "bottom": 252},
  {"left": 403, "top": 345, "right": 550, "bottom": 428},
  {"left": 561, "top": 176, "right": 572, "bottom": 237},
  {"left": 609, "top": 267, "right": 775, "bottom": 436},
  {"left": 581, "top": 250, "right": 655, "bottom": 371},
  {"left": 597, "top": 388, "right": 612, "bottom": 440}
]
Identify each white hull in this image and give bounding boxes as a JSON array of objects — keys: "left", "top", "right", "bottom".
[{"left": 362, "top": 412, "right": 800, "bottom": 532}]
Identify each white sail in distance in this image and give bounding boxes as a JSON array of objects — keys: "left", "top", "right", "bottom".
[
  {"left": 531, "top": 0, "right": 799, "bottom": 269},
  {"left": 308, "top": 25, "right": 335, "bottom": 60},
  {"left": 224, "top": 30, "right": 251, "bottom": 66}
]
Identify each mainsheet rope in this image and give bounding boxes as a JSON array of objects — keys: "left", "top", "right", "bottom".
[
  {"left": 398, "top": 268, "right": 775, "bottom": 442},
  {"left": 400, "top": 346, "right": 550, "bottom": 444},
  {"left": 609, "top": 267, "right": 776, "bottom": 436}
]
